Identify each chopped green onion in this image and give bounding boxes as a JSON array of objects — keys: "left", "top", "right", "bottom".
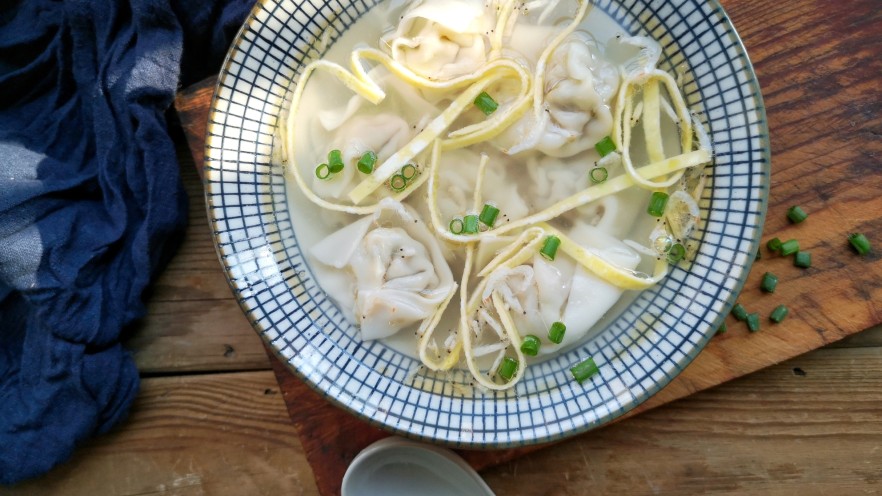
[
  {"left": 497, "top": 357, "right": 518, "bottom": 381},
  {"left": 548, "top": 321, "right": 566, "bottom": 344},
  {"left": 647, "top": 191, "right": 669, "bottom": 217},
  {"left": 716, "top": 321, "right": 728, "bottom": 335},
  {"left": 479, "top": 203, "right": 500, "bottom": 227},
  {"left": 667, "top": 243, "right": 686, "bottom": 264},
  {"left": 474, "top": 91, "right": 498, "bottom": 116},
  {"left": 787, "top": 205, "right": 808, "bottom": 224},
  {"left": 770, "top": 305, "right": 789, "bottom": 323},
  {"left": 570, "top": 357, "right": 599, "bottom": 384},
  {"left": 589, "top": 167, "right": 608, "bottom": 184},
  {"left": 401, "top": 163, "right": 418, "bottom": 181},
  {"left": 767, "top": 237, "right": 782, "bottom": 253},
  {"left": 760, "top": 272, "right": 778, "bottom": 293},
  {"left": 731, "top": 303, "right": 748, "bottom": 321},
  {"left": 594, "top": 136, "right": 616, "bottom": 157},
  {"left": 849, "top": 233, "right": 871, "bottom": 255},
  {"left": 449, "top": 218, "right": 464, "bottom": 234},
  {"left": 327, "top": 149, "right": 344, "bottom": 173},
  {"left": 462, "top": 214, "right": 479, "bottom": 234},
  {"left": 357, "top": 151, "right": 376, "bottom": 174},
  {"left": 794, "top": 251, "right": 811, "bottom": 268},
  {"left": 747, "top": 312, "right": 761, "bottom": 332},
  {"left": 780, "top": 239, "right": 800, "bottom": 256},
  {"left": 389, "top": 174, "right": 407, "bottom": 192},
  {"left": 755, "top": 249, "right": 762, "bottom": 261},
  {"left": 315, "top": 163, "right": 331, "bottom": 180},
  {"left": 540, "top": 235, "right": 561, "bottom": 261},
  {"left": 520, "top": 335, "right": 541, "bottom": 356}
]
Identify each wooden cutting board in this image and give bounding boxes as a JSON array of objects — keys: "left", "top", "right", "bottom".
[{"left": 174, "top": 0, "right": 882, "bottom": 493}]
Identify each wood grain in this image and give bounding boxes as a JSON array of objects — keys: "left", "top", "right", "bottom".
[
  {"left": 125, "top": 133, "right": 270, "bottom": 375},
  {"left": 0, "top": 372, "right": 319, "bottom": 496},
  {"left": 482, "top": 347, "right": 882, "bottom": 496},
  {"left": 6, "top": 344, "right": 882, "bottom": 495},
  {"left": 172, "top": 0, "right": 882, "bottom": 494}
]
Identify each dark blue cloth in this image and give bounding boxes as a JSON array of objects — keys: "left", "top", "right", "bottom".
[{"left": 0, "top": 0, "right": 252, "bottom": 484}]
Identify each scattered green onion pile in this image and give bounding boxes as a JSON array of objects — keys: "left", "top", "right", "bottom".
[{"left": 720, "top": 204, "right": 872, "bottom": 336}]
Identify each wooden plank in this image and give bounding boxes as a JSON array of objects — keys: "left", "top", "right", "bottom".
[
  {"left": 173, "top": 0, "right": 882, "bottom": 494},
  {"left": 125, "top": 127, "right": 270, "bottom": 374},
  {"left": 9, "top": 345, "right": 880, "bottom": 495},
  {"left": 0, "top": 371, "right": 319, "bottom": 496},
  {"left": 128, "top": 299, "right": 269, "bottom": 374},
  {"left": 174, "top": 77, "right": 216, "bottom": 171},
  {"left": 481, "top": 346, "right": 882, "bottom": 495}
]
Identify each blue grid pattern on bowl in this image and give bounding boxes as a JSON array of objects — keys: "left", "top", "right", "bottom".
[{"left": 204, "top": 0, "right": 770, "bottom": 447}]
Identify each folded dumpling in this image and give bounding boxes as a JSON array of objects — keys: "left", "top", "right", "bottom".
[
  {"left": 311, "top": 198, "right": 455, "bottom": 340},
  {"left": 482, "top": 223, "right": 640, "bottom": 352},
  {"left": 381, "top": 0, "right": 493, "bottom": 81},
  {"left": 495, "top": 32, "right": 620, "bottom": 157},
  {"left": 309, "top": 113, "right": 412, "bottom": 201}
]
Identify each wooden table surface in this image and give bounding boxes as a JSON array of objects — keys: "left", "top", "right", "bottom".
[{"left": 4, "top": 0, "right": 882, "bottom": 494}]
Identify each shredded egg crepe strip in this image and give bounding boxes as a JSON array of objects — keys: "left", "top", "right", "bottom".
[
  {"left": 461, "top": 229, "right": 545, "bottom": 390},
  {"left": 537, "top": 223, "right": 668, "bottom": 290},
  {"left": 613, "top": 69, "right": 696, "bottom": 190},
  {"left": 417, "top": 283, "right": 461, "bottom": 371},
  {"left": 419, "top": 152, "right": 491, "bottom": 370}
]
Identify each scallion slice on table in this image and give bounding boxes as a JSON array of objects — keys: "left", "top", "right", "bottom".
[
  {"left": 540, "top": 235, "right": 560, "bottom": 261},
  {"left": 779, "top": 239, "right": 800, "bottom": 256},
  {"left": 760, "top": 272, "right": 778, "bottom": 293},
  {"left": 548, "top": 321, "right": 566, "bottom": 344},
  {"left": 594, "top": 136, "right": 616, "bottom": 157},
  {"left": 717, "top": 322, "right": 728, "bottom": 335},
  {"left": 747, "top": 312, "right": 761, "bottom": 332},
  {"left": 520, "top": 335, "right": 541, "bottom": 356},
  {"left": 770, "top": 305, "right": 789, "bottom": 323},
  {"left": 848, "top": 233, "right": 871, "bottom": 255},
  {"left": 589, "top": 166, "right": 608, "bottom": 184},
  {"left": 732, "top": 303, "right": 749, "bottom": 321},
  {"left": 767, "top": 237, "right": 782, "bottom": 253},
  {"left": 497, "top": 357, "right": 518, "bottom": 381},
  {"left": 570, "top": 357, "right": 599, "bottom": 384},
  {"left": 473, "top": 91, "right": 498, "bottom": 116},
  {"left": 787, "top": 205, "right": 808, "bottom": 223},
  {"left": 479, "top": 203, "right": 500, "bottom": 227},
  {"left": 647, "top": 191, "right": 669, "bottom": 217},
  {"left": 794, "top": 251, "right": 811, "bottom": 268}
]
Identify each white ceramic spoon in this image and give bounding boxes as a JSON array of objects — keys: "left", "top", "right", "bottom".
[{"left": 341, "top": 437, "right": 495, "bottom": 496}]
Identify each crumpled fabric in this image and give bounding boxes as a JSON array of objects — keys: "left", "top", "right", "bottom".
[{"left": 0, "top": 0, "right": 253, "bottom": 484}]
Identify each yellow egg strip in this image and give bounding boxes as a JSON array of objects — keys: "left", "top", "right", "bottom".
[
  {"left": 537, "top": 223, "right": 669, "bottom": 290},
  {"left": 613, "top": 69, "right": 700, "bottom": 190},
  {"left": 416, "top": 282, "right": 461, "bottom": 371},
  {"left": 643, "top": 78, "right": 665, "bottom": 163}
]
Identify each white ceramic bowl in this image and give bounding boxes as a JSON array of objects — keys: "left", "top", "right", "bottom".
[{"left": 205, "top": 0, "right": 770, "bottom": 448}]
